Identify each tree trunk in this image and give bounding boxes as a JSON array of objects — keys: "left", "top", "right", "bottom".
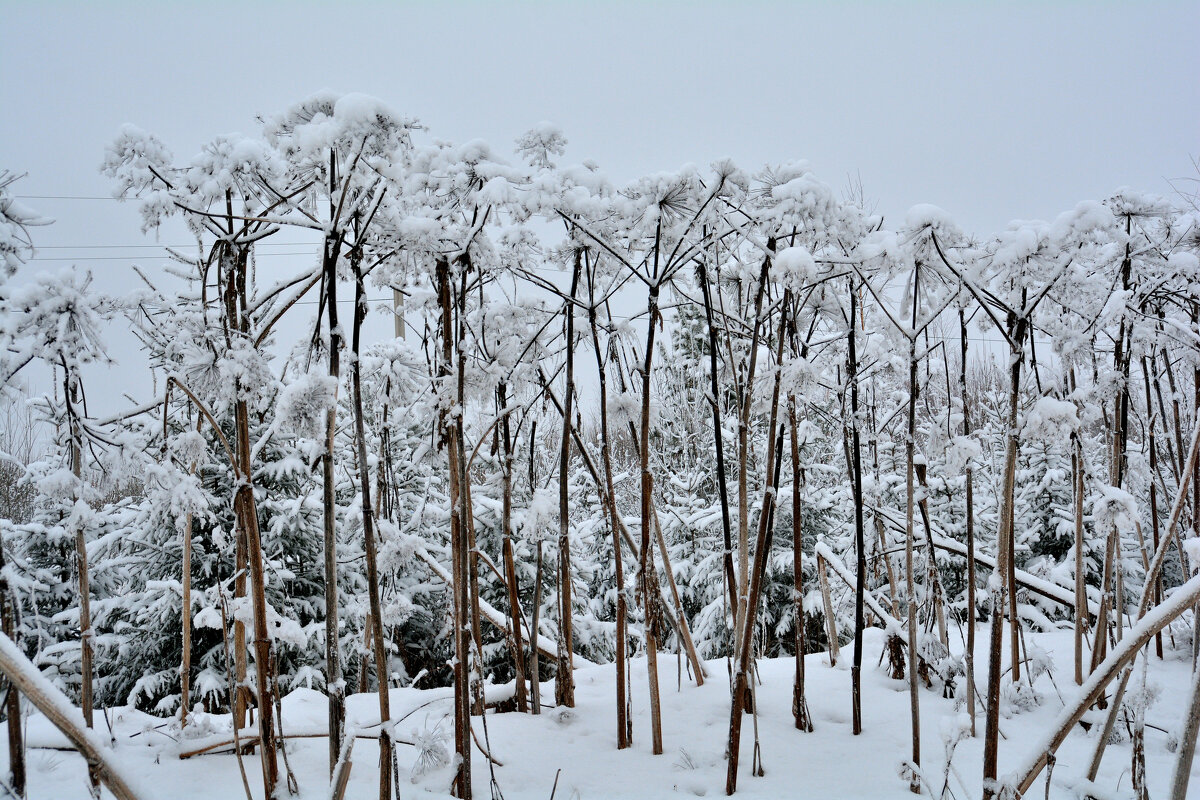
[
  {"left": 1006, "top": 314, "right": 1031, "bottom": 686},
  {"left": 233, "top": 519, "right": 249, "bottom": 729},
  {"left": 462, "top": 469, "right": 485, "bottom": 718},
  {"left": 1192, "top": 301, "right": 1199, "bottom": 670},
  {"left": 180, "top": 523, "right": 191, "bottom": 726},
  {"left": 1160, "top": 321, "right": 1187, "bottom": 483}
]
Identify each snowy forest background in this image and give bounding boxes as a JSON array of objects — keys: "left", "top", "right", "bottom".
[{"left": 0, "top": 89, "right": 1199, "bottom": 800}]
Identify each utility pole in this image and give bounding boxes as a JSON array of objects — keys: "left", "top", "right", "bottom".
[{"left": 393, "top": 287, "right": 405, "bottom": 340}]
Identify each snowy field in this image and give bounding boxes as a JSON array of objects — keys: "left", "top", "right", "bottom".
[{"left": 6, "top": 624, "right": 1194, "bottom": 800}]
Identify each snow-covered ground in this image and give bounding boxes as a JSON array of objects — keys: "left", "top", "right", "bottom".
[{"left": 6, "top": 624, "right": 1195, "bottom": 799}]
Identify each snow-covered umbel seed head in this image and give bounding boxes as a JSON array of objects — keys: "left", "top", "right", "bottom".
[
  {"left": 760, "top": 161, "right": 839, "bottom": 233},
  {"left": 0, "top": 172, "right": 52, "bottom": 278},
  {"left": 170, "top": 429, "right": 208, "bottom": 468},
  {"left": 710, "top": 157, "right": 749, "bottom": 195},
  {"left": 263, "top": 91, "right": 415, "bottom": 186},
  {"left": 943, "top": 435, "right": 982, "bottom": 478},
  {"left": 1182, "top": 537, "right": 1200, "bottom": 575},
  {"left": 1091, "top": 485, "right": 1138, "bottom": 535},
  {"left": 1021, "top": 396, "right": 1078, "bottom": 443},
  {"left": 1049, "top": 200, "right": 1116, "bottom": 247},
  {"left": 276, "top": 372, "right": 338, "bottom": 439},
  {"left": 905, "top": 204, "right": 961, "bottom": 239},
  {"left": 1, "top": 269, "right": 113, "bottom": 375},
  {"left": 1104, "top": 188, "right": 1170, "bottom": 221},
  {"left": 991, "top": 219, "right": 1049, "bottom": 271},
  {"left": 1169, "top": 251, "right": 1199, "bottom": 283},
  {"left": 102, "top": 124, "right": 174, "bottom": 196},
  {"left": 775, "top": 245, "right": 816, "bottom": 292},
  {"left": 182, "top": 133, "right": 284, "bottom": 210},
  {"left": 515, "top": 122, "right": 567, "bottom": 170},
  {"left": 101, "top": 124, "right": 176, "bottom": 232}
]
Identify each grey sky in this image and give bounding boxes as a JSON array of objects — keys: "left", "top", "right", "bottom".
[{"left": 2, "top": 1, "right": 1197, "bottom": 414}]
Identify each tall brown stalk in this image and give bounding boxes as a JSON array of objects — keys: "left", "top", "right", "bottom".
[
  {"left": 789, "top": 396, "right": 812, "bottom": 733},
  {"left": 305, "top": 143, "right": 396, "bottom": 769},
  {"left": 586, "top": 268, "right": 628, "bottom": 746},
  {"left": 696, "top": 257, "right": 739, "bottom": 628},
  {"left": 556, "top": 254, "right": 580, "bottom": 708},
  {"left": 180, "top": 415, "right": 202, "bottom": 730},
  {"left": 901, "top": 268, "right": 922, "bottom": 794},
  {"left": 960, "top": 308, "right": 978, "bottom": 733},
  {"left": 734, "top": 245, "right": 776, "bottom": 643},
  {"left": 319, "top": 218, "right": 346, "bottom": 773},
  {"left": 351, "top": 250, "right": 393, "bottom": 800},
  {"left": 65, "top": 370, "right": 99, "bottom": 799},
  {"left": 437, "top": 255, "right": 473, "bottom": 799},
  {"left": 639, "top": 271, "right": 665, "bottom": 755},
  {"left": 847, "top": 278, "right": 867, "bottom": 736},
  {"left": 497, "top": 381, "right": 529, "bottom": 713},
  {"left": 725, "top": 289, "right": 789, "bottom": 795},
  {"left": 983, "top": 299, "right": 1028, "bottom": 800},
  {"left": 224, "top": 243, "right": 280, "bottom": 796},
  {"left": 0, "top": 523, "right": 23, "bottom": 797},
  {"left": 1141, "top": 356, "right": 1164, "bottom": 658}
]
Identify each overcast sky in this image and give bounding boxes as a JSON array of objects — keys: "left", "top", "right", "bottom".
[{"left": 2, "top": 1, "right": 1197, "bottom": 414}]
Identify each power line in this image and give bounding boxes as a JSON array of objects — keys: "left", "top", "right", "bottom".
[
  {"left": 35, "top": 242, "right": 318, "bottom": 250},
  {"left": 30, "top": 251, "right": 318, "bottom": 262},
  {"left": 15, "top": 195, "right": 120, "bottom": 201},
  {"left": 25, "top": 252, "right": 574, "bottom": 275},
  {"left": 294, "top": 297, "right": 397, "bottom": 306}
]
